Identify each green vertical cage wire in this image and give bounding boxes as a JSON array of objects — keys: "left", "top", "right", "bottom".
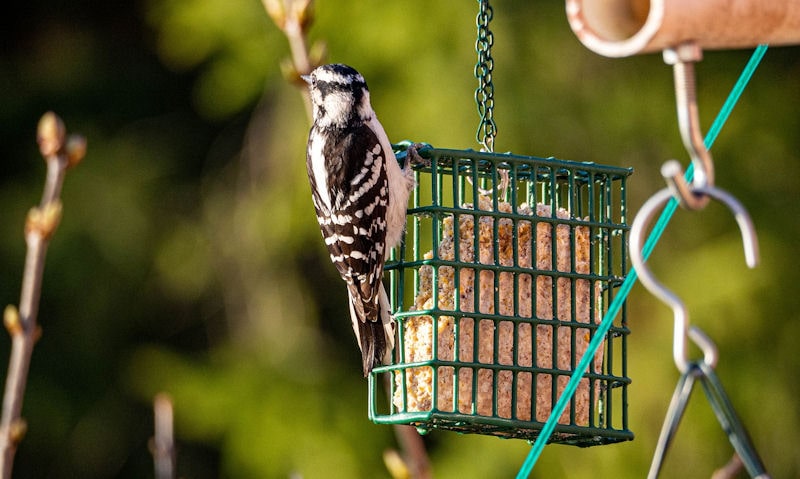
[{"left": 369, "top": 145, "right": 634, "bottom": 447}]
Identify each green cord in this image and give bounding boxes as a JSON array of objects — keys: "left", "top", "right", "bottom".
[{"left": 516, "top": 44, "right": 768, "bottom": 479}]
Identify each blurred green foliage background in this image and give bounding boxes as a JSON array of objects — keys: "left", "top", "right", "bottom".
[{"left": 1, "top": 1, "right": 798, "bottom": 477}]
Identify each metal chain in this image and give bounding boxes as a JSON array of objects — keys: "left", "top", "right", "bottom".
[{"left": 475, "top": 0, "right": 496, "bottom": 152}]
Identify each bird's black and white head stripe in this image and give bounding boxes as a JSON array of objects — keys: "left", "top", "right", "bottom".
[
  {"left": 303, "top": 64, "right": 373, "bottom": 129},
  {"left": 304, "top": 63, "right": 368, "bottom": 90}
]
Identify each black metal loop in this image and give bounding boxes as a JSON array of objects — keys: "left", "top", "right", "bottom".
[{"left": 474, "top": 0, "right": 496, "bottom": 152}]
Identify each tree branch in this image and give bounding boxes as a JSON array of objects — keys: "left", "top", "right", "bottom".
[
  {"left": 711, "top": 453, "right": 744, "bottom": 479},
  {"left": 0, "top": 112, "right": 85, "bottom": 478},
  {"left": 262, "top": 0, "right": 326, "bottom": 121},
  {"left": 151, "top": 393, "right": 176, "bottom": 479}
]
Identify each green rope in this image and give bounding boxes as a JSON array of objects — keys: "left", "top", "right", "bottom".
[{"left": 516, "top": 44, "right": 768, "bottom": 479}]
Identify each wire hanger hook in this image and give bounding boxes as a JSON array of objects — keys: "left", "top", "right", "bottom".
[
  {"left": 629, "top": 185, "right": 759, "bottom": 373},
  {"left": 662, "top": 42, "right": 716, "bottom": 210}
]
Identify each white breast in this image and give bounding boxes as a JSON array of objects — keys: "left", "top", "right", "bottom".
[{"left": 309, "top": 134, "right": 332, "bottom": 210}]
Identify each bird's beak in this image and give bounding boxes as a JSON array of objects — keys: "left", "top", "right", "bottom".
[{"left": 301, "top": 74, "right": 312, "bottom": 84}]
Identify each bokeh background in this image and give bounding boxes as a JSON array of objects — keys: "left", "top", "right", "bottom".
[{"left": 1, "top": 1, "right": 799, "bottom": 477}]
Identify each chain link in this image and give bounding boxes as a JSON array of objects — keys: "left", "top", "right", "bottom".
[{"left": 474, "top": 0, "right": 496, "bottom": 152}]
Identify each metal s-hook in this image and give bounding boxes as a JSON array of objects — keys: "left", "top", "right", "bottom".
[
  {"left": 662, "top": 43, "right": 716, "bottom": 210},
  {"left": 629, "top": 186, "right": 759, "bottom": 373},
  {"left": 634, "top": 41, "right": 770, "bottom": 479}
]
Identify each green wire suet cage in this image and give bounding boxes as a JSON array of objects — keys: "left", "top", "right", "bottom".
[{"left": 369, "top": 145, "right": 634, "bottom": 447}]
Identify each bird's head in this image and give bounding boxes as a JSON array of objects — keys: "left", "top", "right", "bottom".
[{"left": 303, "top": 64, "right": 373, "bottom": 128}]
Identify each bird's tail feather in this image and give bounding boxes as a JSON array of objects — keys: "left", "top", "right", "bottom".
[{"left": 348, "top": 284, "right": 396, "bottom": 376}]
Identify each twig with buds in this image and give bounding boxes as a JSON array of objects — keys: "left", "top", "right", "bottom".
[
  {"left": 0, "top": 112, "right": 85, "bottom": 478},
  {"left": 263, "top": 0, "right": 327, "bottom": 118}
]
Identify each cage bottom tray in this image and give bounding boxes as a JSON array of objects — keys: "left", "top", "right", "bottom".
[{"left": 372, "top": 408, "right": 633, "bottom": 447}]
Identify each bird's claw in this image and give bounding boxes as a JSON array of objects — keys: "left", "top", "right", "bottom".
[{"left": 405, "top": 142, "right": 431, "bottom": 169}]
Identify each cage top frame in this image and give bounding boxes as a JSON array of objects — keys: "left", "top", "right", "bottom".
[{"left": 396, "top": 144, "right": 633, "bottom": 185}]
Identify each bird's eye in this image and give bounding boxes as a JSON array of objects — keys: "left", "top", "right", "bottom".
[{"left": 301, "top": 73, "right": 316, "bottom": 87}]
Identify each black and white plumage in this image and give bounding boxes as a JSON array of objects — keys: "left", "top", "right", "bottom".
[{"left": 303, "top": 64, "right": 415, "bottom": 376}]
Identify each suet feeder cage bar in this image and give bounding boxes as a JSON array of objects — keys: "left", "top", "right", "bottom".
[{"left": 369, "top": 145, "right": 634, "bottom": 447}]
